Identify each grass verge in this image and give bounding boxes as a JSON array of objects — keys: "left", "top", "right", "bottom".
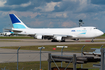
[
  {"left": 0, "top": 44, "right": 102, "bottom": 70},
  {"left": 0, "top": 61, "right": 99, "bottom": 70},
  {"left": 0, "top": 36, "right": 34, "bottom": 39},
  {"left": 0, "top": 44, "right": 105, "bottom": 52}
]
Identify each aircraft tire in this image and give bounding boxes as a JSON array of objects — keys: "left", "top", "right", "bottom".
[
  {"left": 51, "top": 39, "right": 59, "bottom": 42},
  {"left": 61, "top": 40, "right": 65, "bottom": 42}
]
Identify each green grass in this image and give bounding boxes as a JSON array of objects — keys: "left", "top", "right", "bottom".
[
  {"left": 0, "top": 61, "right": 99, "bottom": 70},
  {"left": 0, "top": 36, "right": 34, "bottom": 39},
  {"left": 0, "top": 44, "right": 102, "bottom": 70},
  {"left": 0, "top": 36, "right": 104, "bottom": 70},
  {"left": 1, "top": 44, "right": 104, "bottom": 52},
  {"left": 102, "top": 33, "right": 105, "bottom": 36},
  {"left": 0, "top": 40, "right": 22, "bottom": 42}
]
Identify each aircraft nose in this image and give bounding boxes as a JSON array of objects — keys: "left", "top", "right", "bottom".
[{"left": 98, "top": 31, "right": 104, "bottom": 36}]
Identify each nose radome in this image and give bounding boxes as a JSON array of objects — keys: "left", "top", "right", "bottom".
[{"left": 99, "top": 31, "right": 104, "bottom": 36}]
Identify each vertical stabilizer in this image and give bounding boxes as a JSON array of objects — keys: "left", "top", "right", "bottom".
[{"left": 9, "top": 14, "right": 28, "bottom": 29}]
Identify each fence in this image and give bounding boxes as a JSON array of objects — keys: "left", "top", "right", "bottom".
[{"left": 0, "top": 46, "right": 103, "bottom": 70}]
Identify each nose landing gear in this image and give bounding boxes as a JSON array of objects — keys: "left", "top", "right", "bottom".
[{"left": 91, "top": 38, "right": 94, "bottom": 42}]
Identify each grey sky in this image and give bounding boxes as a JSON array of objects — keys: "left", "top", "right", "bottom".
[{"left": 0, "top": 0, "right": 105, "bottom": 32}]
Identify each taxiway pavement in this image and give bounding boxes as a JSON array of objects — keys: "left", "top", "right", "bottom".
[
  {"left": 0, "top": 39, "right": 103, "bottom": 63},
  {"left": 0, "top": 39, "right": 104, "bottom": 47}
]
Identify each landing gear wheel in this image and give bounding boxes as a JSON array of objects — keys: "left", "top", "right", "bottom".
[
  {"left": 77, "top": 38, "right": 79, "bottom": 41},
  {"left": 74, "top": 38, "right": 79, "bottom": 42},
  {"left": 91, "top": 38, "right": 94, "bottom": 42},
  {"left": 61, "top": 37, "right": 65, "bottom": 42},
  {"left": 73, "top": 38, "right": 79, "bottom": 41},
  {"left": 61, "top": 40, "right": 65, "bottom": 42},
  {"left": 51, "top": 39, "right": 59, "bottom": 42}
]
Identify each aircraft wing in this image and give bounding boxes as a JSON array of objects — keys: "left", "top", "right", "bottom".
[
  {"left": 35, "top": 33, "right": 74, "bottom": 37},
  {"left": 4, "top": 28, "right": 22, "bottom": 33},
  {"left": 34, "top": 33, "right": 74, "bottom": 41},
  {"left": 34, "top": 33, "right": 73, "bottom": 37}
]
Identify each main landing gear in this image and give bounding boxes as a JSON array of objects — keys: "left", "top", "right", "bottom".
[
  {"left": 51, "top": 39, "right": 65, "bottom": 42},
  {"left": 51, "top": 39, "right": 58, "bottom": 42}
]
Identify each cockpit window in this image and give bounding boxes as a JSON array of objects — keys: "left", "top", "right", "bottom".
[{"left": 94, "top": 28, "right": 97, "bottom": 29}]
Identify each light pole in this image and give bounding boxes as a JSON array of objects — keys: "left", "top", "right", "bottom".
[
  {"left": 38, "top": 46, "right": 45, "bottom": 70},
  {"left": 56, "top": 46, "right": 68, "bottom": 67},
  {"left": 81, "top": 45, "right": 85, "bottom": 68},
  {"left": 61, "top": 46, "right": 65, "bottom": 67}
]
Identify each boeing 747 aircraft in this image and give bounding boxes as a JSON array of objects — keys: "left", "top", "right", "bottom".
[{"left": 9, "top": 14, "right": 104, "bottom": 42}]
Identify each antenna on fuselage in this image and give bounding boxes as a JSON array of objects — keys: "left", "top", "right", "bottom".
[{"left": 79, "top": 19, "right": 84, "bottom": 27}]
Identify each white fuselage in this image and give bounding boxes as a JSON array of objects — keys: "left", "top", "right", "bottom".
[{"left": 12, "top": 26, "right": 104, "bottom": 39}]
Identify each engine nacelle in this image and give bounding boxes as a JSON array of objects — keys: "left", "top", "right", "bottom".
[
  {"left": 54, "top": 36, "right": 62, "bottom": 41},
  {"left": 34, "top": 35, "right": 43, "bottom": 39}
]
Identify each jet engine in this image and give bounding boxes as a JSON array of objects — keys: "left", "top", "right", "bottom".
[
  {"left": 54, "top": 36, "right": 62, "bottom": 41},
  {"left": 34, "top": 35, "right": 43, "bottom": 39}
]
